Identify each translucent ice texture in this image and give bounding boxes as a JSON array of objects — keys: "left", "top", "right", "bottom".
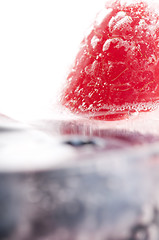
[{"left": 61, "top": 0, "right": 159, "bottom": 120}]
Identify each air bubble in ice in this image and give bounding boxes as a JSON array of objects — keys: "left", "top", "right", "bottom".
[
  {"left": 103, "top": 39, "right": 113, "bottom": 51},
  {"left": 128, "top": 109, "right": 139, "bottom": 117},
  {"left": 103, "top": 38, "right": 130, "bottom": 52},
  {"left": 91, "top": 36, "right": 100, "bottom": 49},
  {"left": 96, "top": 101, "right": 159, "bottom": 117}
]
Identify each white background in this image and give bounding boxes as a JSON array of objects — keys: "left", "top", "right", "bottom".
[{"left": 0, "top": 0, "right": 106, "bottom": 120}]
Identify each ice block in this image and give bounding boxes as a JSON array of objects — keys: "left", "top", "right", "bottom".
[{"left": 61, "top": 0, "right": 159, "bottom": 120}]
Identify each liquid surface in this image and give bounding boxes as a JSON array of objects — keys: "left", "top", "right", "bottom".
[{"left": 61, "top": 0, "right": 159, "bottom": 120}]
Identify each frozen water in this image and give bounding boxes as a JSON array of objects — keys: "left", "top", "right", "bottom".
[
  {"left": 109, "top": 11, "right": 132, "bottom": 34},
  {"left": 91, "top": 36, "right": 100, "bottom": 49},
  {"left": 103, "top": 39, "right": 114, "bottom": 52},
  {"left": 103, "top": 38, "right": 130, "bottom": 52},
  {"left": 95, "top": 8, "right": 113, "bottom": 26}
]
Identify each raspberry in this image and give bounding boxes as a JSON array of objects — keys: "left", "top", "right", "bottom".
[{"left": 61, "top": 0, "right": 159, "bottom": 120}]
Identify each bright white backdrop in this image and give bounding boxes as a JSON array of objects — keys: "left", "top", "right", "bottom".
[{"left": 0, "top": 0, "right": 106, "bottom": 120}]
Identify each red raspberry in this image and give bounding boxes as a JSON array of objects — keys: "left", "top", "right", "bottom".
[{"left": 61, "top": 0, "right": 159, "bottom": 120}]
